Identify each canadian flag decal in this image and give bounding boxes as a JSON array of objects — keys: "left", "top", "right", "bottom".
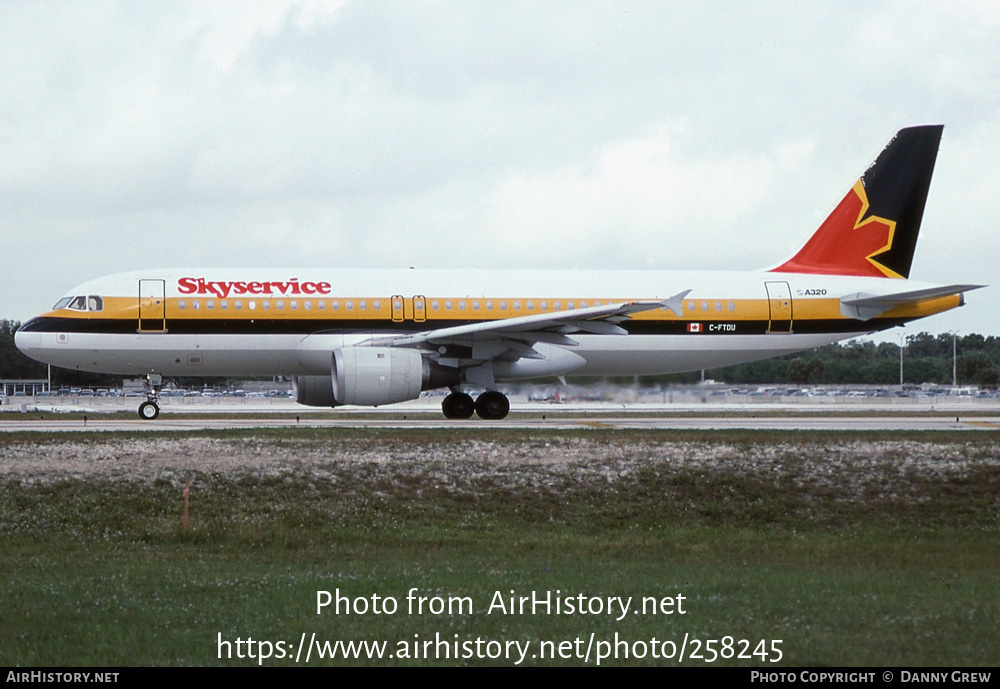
[{"left": 687, "top": 323, "right": 703, "bottom": 333}]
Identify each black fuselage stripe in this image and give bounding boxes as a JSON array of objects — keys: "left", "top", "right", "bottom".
[{"left": 19, "top": 316, "right": 902, "bottom": 336}]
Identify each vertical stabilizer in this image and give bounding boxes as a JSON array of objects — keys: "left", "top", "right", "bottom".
[{"left": 772, "top": 125, "right": 943, "bottom": 279}]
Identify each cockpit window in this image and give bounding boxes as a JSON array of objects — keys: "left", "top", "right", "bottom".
[{"left": 59, "top": 295, "right": 104, "bottom": 312}]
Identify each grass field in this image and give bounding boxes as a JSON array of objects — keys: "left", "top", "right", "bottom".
[{"left": 1, "top": 428, "right": 998, "bottom": 666}]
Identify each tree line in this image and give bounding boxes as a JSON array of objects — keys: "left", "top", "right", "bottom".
[
  {"left": 2, "top": 319, "right": 998, "bottom": 389},
  {"left": 637, "top": 332, "right": 1000, "bottom": 387}
]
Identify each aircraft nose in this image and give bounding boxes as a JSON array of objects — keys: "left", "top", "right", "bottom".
[
  {"left": 14, "top": 320, "right": 46, "bottom": 361},
  {"left": 16, "top": 316, "right": 41, "bottom": 332}
]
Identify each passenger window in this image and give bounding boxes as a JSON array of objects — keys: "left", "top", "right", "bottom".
[{"left": 178, "top": 300, "right": 186, "bottom": 310}]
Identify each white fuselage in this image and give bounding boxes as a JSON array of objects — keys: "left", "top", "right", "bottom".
[{"left": 15, "top": 268, "right": 958, "bottom": 381}]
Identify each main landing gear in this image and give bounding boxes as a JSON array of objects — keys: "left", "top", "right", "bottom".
[
  {"left": 441, "top": 390, "right": 510, "bottom": 420},
  {"left": 441, "top": 391, "right": 474, "bottom": 419},
  {"left": 474, "top": 390, "right": 510, "bottom": 420},
  {"left": 137, "top": 374, "right": 162, "bottom": 421}
]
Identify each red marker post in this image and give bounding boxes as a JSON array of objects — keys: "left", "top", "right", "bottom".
[{"left": 182, "top": 481, "right": 190, "bottom": 534}]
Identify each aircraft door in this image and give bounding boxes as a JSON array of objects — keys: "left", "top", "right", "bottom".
[
  {"left": 139, "top": 279, "right": 166, "bottom": 332},
  {"left": 765, "top": 281, "right": 793, "bottom": 333}
]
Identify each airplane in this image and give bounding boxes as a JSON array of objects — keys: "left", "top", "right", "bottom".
[{"left": 15, "top": 125, "right": 983, "bottom": 420}]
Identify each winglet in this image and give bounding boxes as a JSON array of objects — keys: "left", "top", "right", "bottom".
[{"left": 660, "top": 289, "right": 691, "bottom": 317}]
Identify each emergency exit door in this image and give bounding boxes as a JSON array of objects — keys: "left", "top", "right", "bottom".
[
  {"left": 411, "top": 296, "right": 426, "bottom": 322},
  {"left": 390, "top": 295, "right": 427, "bottom": 323},
  {"left": 391, "top": 295, "right": 405, "bottom": 322}
]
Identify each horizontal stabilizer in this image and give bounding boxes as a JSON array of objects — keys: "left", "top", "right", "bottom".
[{"left": 840, "top": 284, "right": 984, "bottom": 321}]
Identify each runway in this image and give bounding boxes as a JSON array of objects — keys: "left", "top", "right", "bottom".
[
  {"left": 4, "top": 393, "right": 1000, "bottom": 433},
  {"left": 2, "top": 414, "right": 998, "bottom": 432}
]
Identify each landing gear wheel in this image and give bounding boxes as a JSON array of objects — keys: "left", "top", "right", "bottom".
[
  {"left": 138, "top": 401, "right": 160, "bottom": 420},
  {"left": 475, "top": 391, "right": 510, "bottom": 420},
  {"left": 442, "top": 392, "right": 475, "bottom": 419}
]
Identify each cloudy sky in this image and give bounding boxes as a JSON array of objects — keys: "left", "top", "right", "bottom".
[{"left": 2, "top": 1, "right": 998, "bottom": 338}]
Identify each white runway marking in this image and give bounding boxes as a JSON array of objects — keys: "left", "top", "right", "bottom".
[{"left": 2, "top": 415, "right": 998, "bottom": 432}]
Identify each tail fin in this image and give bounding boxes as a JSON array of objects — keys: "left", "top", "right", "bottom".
[{"left": 772, "top": 125, "right": 943, "bottom": 279}]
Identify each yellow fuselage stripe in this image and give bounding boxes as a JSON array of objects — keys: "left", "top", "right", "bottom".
[{"left": 36, "top": 295, "right": 962, "bottom": 323}]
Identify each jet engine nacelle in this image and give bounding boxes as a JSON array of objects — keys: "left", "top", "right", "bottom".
[
  {"left": 333, "top": 346, "right": 450, "bottom": 406},
  {"left": 294, "top": 347, "right": 461, "bottom": 407},
  {"left": 292, "top": 375, "right": 337, "bottom": 407}
]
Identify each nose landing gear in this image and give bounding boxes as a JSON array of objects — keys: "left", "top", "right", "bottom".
[
  {"left": 137, "top": 373, "right": 162, "bottom": 421},
  {"left": 138, "top": 400, "right": 159, "bottom": 420}
]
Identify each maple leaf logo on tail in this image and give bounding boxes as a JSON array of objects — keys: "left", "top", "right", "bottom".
[{"left": 773, "top": 125, "right": 943, "bottom": 279}]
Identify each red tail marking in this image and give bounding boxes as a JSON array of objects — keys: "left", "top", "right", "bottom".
[{"left": 773, "top": 181, "right": 901, "bottom": 278}]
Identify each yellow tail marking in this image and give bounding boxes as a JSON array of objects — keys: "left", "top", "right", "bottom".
[{"left": 852, "top": 180, "right": 904, "bottom": 279}]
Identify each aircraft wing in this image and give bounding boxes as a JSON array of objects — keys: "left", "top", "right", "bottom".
[
  {"left": 840, "top": 284, "right": 984, "bottom": 321},
  {"left": 365, "top": 290, "right": 691, "bottom": 363}
]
